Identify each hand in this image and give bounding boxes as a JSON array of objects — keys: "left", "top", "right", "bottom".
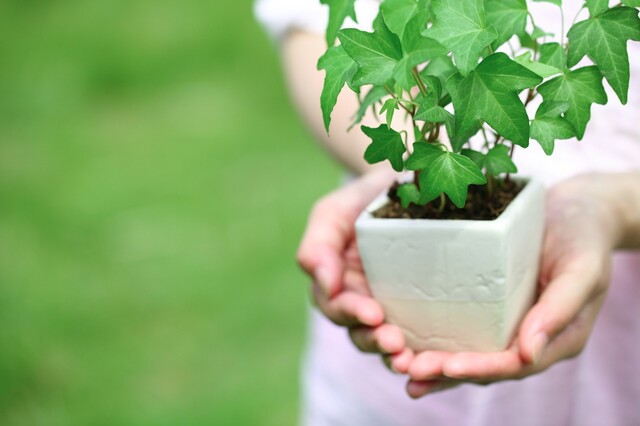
[
  {"left": 297, "top": 169, "right": 415, "bottom": 372},
  {"left": 406, "top": 174, "right": 621, "bottom": 398}
]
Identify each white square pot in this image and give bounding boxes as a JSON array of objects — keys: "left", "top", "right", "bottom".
[{"left": 355, "top": 178, "right": 546, "bottom": 352}]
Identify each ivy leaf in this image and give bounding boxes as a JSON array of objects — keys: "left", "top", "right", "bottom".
[
  {"left": 515, "top": 52, "right": 563, "bottom": 78},
  {"left": 362, "top": 125, "right": 406, "bottom": 171},
  {"left": 406, "top": 142, "right": 446, "bottom": 170},
  {"left": 539, "top": 42, "right": 567, "bottom": 70},
  {"left": 397, "top": 183, "right": 421, "bottom": 208},
  {"left": 394, "top": 10, "right": 448, "bottom": 89},
  {"left": 350, "top": 86, "right": 388, "bottom": 129},
  {"left": 414, "top": 90, "right": 453, "bottom": 123},
  {"left": 567, "top": 7, "right": 640, "bottom": 104},
  {"left": 461, "top": 148, "right": 486, "bottom": 169},
  {"left": 418, "top": 151, "right": 487, "bottom": 208},
  {"left": 423, "top": 0, "right": 497, "bottom": 75},
  {"left": 484, "top": 144, "right": 518, "bottom": 176},
  {"left": 585, "top": 0, "right": 609, "bottom": 17},
  {"left": 320, "top": 0, "right": 357, "bottom": 46},
  {"left": 380, "top": 98, "right": 399, "bottom": 127},
  {"left": 317, "top": 46, "right": 358, "bottom": 133},
  {"left": 421, "top": 55, "right": 457, "bottom": 89},
  {"left": 448, "top": 53, "right": 543, "bottom": 151},
  {"left": 537, "top": 66, "right": 607, "bottom": 139},
  {"left": 532, "top": 0, "right": 562, "bottom": 6},
  {"left": 485, "top": 0, "right": 528, "bottom": 48},
  {"left": 338, "top": 16, "right": 403, "bottom": 87},
  {"left": 530, "top": 101, "right": 576, "bottom": 155},
  {"left": 380, "top": 0, "right": 421, "bottom": 39}
]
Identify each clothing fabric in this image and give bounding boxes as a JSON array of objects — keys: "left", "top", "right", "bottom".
[{"left": 256, "top": 1, "right": 640, "bottom": 425}]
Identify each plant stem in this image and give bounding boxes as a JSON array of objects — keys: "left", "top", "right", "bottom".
[
  {"left": 412, "top": 67, "right": 429, "bottom": 96},
  {"left": 384, "top": 85, "right": 413, "bottom": 115},
  {"left": 487, "top": 174, "right": 495, "bottom": 199},
  {"left": 428, "top": 123, "right": 441, "bottom": 142},
  {"left": 437, "top": 193, "right": 446, "bottom": 215}
]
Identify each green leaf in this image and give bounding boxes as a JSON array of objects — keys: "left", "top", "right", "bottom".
[
  {"left": 415, "top": 91, "right": 453, "bottom": 123},
  {"left": 380, "top": 0, "right": 421, "bottom": 38},
  {"left": 418, "top": 151, "right": 487, "bottom": 208},
  {"left": 362, "top": 125, "right": 407, "bottom": 171},
  {"left": 537, "top": 66, "right": 608, "bottom": 139},
  {"left": 567, "top": 7, "right": 640, "bottom": 104},
  {"left": 350, "top": 86, "right": 387, "bottom": 129},
  {"left": 585, "top": 0, "right": 609, "bottom": 17},
  {"left": 406, "top": 142, "right": 446, "bottom": 170},
  {"left": 532, "top": 0, "right": 562, "bottom": 6},
  {"left": 320, "top": 0, "right": 357, "bottom": 46},
  {"left": 461, "top": 148, "right": 486, "bottom": 169},
  {"left": 484, "top": 144, "right": 518, "bottom": 176},
  {"left": 421, "top": 55, "right": 457, "bottom": 88},
  {"left": 397, "top": 183, "right": 421, "bottom": 208},
  {"left": 317, "top": 46, "right": 358, "bottom": 133},
  {"left": 539, "top": 42, "right": 567, "bottom": 70},
  {"left": 515, "top": 52, "right": 562, "bottom": 78},
  {"left": 531, "top": 101, "right": 576, "bottom": 155},
  {"left": 622, "top": 0, "right": 640, "bottom": 6},
  {"left": 423, "top": 0, "right": 497, "bottom": 75},
  {"left": 448, "top": 53, "right": 543, "bottom": 151},
  {"left": 338, "top": 15, "right": 403, "bottom": 87},
  {"left": 393, "top": 9, "right": 448, "bottom": 89},
  {"left": 380, "top": 98, "right": 399, "bottom": 127},
  {"left": 485, "top": 0, "right": 528, "bottom": 48}
]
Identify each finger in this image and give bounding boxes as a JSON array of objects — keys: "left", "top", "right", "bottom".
[
  {"left": 297, "top": 170, "right": 396, "bottom": 297},
  {"left": 343, "top": 269, "right": 371, "bottom": 296},
  {"left": 406, "top": 379, "right": 460, "bottom": 399},
  {"left": 312, "top": 284, "right": 384, "bottom": 327},
  {"left": 349, "top": 324, "right": 405, "bottom": 354},
  {"left": 383, "top": 348, "right": 414, "bottom": 374},
  {"left": 441, "top": 346, "right": 528, "bottom": 381},
  {"left": 518, "top": 257, "right": 603, "bottom": 364},
  {"left": 408, "top": 351, "right": 452, "bottom": 381}
]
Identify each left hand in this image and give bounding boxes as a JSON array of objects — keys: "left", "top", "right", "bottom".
[{"left": 406, "top": 174, "right": 620, "bottom": 398}]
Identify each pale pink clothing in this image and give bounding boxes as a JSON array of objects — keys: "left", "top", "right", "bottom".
[{"left": 256, "top": 1, "right": 640, "bottom": 424}]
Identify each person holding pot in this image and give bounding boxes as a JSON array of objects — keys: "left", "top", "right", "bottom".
[{"left": 256, "top": 0, "right": 640, "bottom": 424}]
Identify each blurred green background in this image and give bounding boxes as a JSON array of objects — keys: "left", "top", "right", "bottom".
[{"left": 0, "top": 1, "right": 339, "bottom": 424}]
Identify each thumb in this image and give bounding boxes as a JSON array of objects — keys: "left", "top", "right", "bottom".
[
  {"left": 297, "top": 168, "right": 397, "bottom": 297},
  {"left": 518, "top": 258, "right": 601, "bottom": 365}
]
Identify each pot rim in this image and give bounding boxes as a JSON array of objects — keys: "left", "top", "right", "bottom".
[{"left": 356, "top": 176, "right": 543, "bottom": 229}]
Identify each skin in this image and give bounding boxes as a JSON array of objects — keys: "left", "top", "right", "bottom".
[{"left": 286, "top": 31, "right": 640, "bottom": 398}]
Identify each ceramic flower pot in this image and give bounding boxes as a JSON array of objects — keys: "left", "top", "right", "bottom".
[{"left": 355, "top": 178, "right": 546, "bottom": 352}]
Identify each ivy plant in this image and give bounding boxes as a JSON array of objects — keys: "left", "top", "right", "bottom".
[{"left": 318, "top": 0, "right": 640, "bottom": 209}]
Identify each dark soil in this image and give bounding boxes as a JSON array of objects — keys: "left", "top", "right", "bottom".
[{"left": 373, "top": 178, "right": 524, "bottom": 221}]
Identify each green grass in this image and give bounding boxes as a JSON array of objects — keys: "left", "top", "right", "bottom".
[{"left": 0, "top": 1, "right": 339, "bottom": 424}]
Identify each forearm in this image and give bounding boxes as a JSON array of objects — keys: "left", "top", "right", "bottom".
[{"left": 281, "top": 30, "right": 409, "bottom": 175}]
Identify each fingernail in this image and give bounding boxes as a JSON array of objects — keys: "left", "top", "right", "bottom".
[
  {"left": 315, "top": 267, "right": 333, "bottom": 296},
  {"left": 531, "top": 332, "right": 548, "bottom": 365}
]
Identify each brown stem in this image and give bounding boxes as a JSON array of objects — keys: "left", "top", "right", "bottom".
[
  {"left": 428, "top": 124, "right": 441, "bottom": 142},
  {"left": 437, "top": 193, "right": 446, "bottom": 215},
  {"left": 412, "top": 67, "right": 429, "bottom": 96},
  {"left": 487, "top": 174, "right": 495, "bottom": 199}
]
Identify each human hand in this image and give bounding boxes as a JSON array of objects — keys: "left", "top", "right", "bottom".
[
  {"left": 297, "top": 169, "right": 415, "bottom": 372},
  {"left": 406, "top": 174, "right": 622, "bottom": 398}
]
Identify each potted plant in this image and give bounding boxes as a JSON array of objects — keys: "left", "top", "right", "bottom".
[{"left": 317, "top": 0, "right": 640, "bottom": 351}]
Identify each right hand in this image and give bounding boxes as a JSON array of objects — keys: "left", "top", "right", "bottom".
[{"left": 296, "top": 169, "right": 415, "bottom": 373}]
